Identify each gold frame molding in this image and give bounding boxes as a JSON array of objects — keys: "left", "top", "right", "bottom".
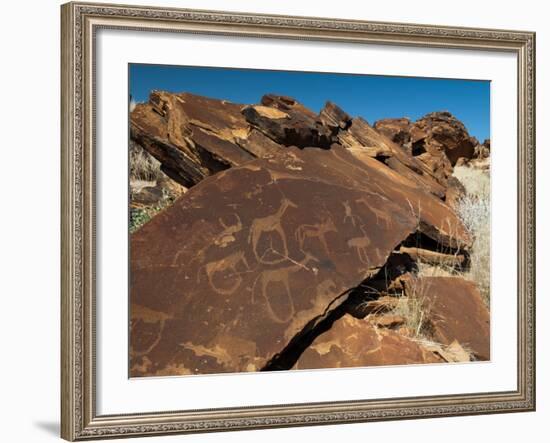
[{"left": 61, "top": 2, "right": 536, "bottom": 440}]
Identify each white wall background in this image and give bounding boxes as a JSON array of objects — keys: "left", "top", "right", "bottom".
[{"left": 0, "top": 0, "right": 546, "bottom": 442}]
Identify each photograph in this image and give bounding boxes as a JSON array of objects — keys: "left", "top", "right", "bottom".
[
  {"left": 55, "top": 2, "right": 536, "bottom": 440},
  {"left": 128, "top": 65, "right": 492, "bottom": 377}
]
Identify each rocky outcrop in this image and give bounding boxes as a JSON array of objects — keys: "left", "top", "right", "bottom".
[
  {"left": 129, "top": 91, "right": 489, "bottom": 377},
  {"left": 319, "top": 101, "right": 352, "bottom": 132},
  {"left": 130, "top": 144, "right": 472, "bottom": 376},
  {"left": 131, "top": 91, "right": 272, "bottom": 187},
  {"left": 242, "top": 103, "right": 333, "bottom": 149},
  {"left": 339, "top": 117, "right": 448, "bottom": 198},
  {"left": 374, "top": 117, "right": 412, "bottom": 150},
  {"left": 410, "top": 111, "right": 478, "bottom": 169}
]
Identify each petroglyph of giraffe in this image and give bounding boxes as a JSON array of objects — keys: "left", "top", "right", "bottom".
[{"left": 248, "top": 198, "right": 298, "bottom": 264}]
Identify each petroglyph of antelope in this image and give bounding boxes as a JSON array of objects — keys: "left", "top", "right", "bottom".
[
  {"left": 356, "top": 197, "right": 393, "bottom": 229},
  {"left": 347, "top": 227, "right": 372, "bottom": 265},
  {"left": 295, "top": 216, "right": 337, "bottom": 256}
]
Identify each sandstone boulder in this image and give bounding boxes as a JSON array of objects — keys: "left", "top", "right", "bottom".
[
  {"left": 410, "top": 111, "right": 478, "bottom": 167},
  {"left": 319, "top": 101, "right": 352, "bottom": 132},
  {"left": 339, "top": 117, "right": 447, "bottom": 197},
  {"left": 130, "top": 91, "right": 281, "bottom": 187},
  {"left": 130, "top": 146, "right": 421, "bottom": 376},
  {"left": 374, "top": 117, "right": 412, "bottom": 150},
  {"left": 293, "top": 315, "right": 443, "bottom": 370},
  {"left": 242, "top": 94, "right": 333, "bottom": 149},
  {"left": 399, "top": 246, "right": 466, "bottom": 268},
  {"left": 402, "top": 277, "right": 490, "bottom": 360}
]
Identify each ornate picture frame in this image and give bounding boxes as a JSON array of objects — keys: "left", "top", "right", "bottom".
[{"left": 61, "top": 2, "right": 535, "bottom": 440}]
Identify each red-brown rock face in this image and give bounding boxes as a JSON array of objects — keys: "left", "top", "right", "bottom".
[
  {"left": 130, "top": 143, "right": 473, "bottom": 376},
  {"left": 402, "top": 277, "right": 490, "bottom": 360},
  {"left": 410, "top": 111, "right": 478, "bottom": 167},
  {"left": 129, "top": 91, "right": 488, "bottom": 377},
  {"left": 294, "top": 315, "right": 443, "bottom": 369},
  {"left": 131, "top": 91, "right": 274, "bottom": 187},
  {"left": 374, "top": 117, "right": 412, "bottom": 149}
]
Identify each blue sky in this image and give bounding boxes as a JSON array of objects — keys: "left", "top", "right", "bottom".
[{"left": 129, "top": 64, "right": 490, "bottom": 141}]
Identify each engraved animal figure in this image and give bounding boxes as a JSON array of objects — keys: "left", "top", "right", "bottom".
[
  {"left": 130, "top": 305, "right": 172, "bottom": 357},
  {"left": 355, "top": 197, "right": 393, "bottom": 229},
  {"left": 295, "top": 216, "right": 337, "bottom": 255},
  {"left": 342, "top": 201, "right": 362, "bottom": 227},
  {"left": 252, "top": 254, "right": 316, "bottom": 324},
  {"left": 347, "top": 228, "right": 372, "bottom": 265},
  {"left": 214, "top": 214, "right": 243, "bottom": 248},
  {"left": 204, "top": 251, "right": 250, "bottom": 295},
  {"left": 248, "top": 198, "right": 298, "bottom": 264}
]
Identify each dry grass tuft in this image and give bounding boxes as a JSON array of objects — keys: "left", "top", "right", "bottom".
[
  {"left": 416, "top": 262, "right": 456, "bottom": 278},
  {"left": 390, "top": 163, "right": 491, "bottom": 345},
  {"left": 414, "top": 165, "right": 490, "bottom": 305},
  {"left": 453, "top": 164, "right": 490, "bottom": 198},
  {"left": 453, "top": 165, "right": 491, "bottom": 305},
  {"left": 130, "top": 140, "right": 163, "bottom": 182},
  {"left": 391, "top": 295, "right": 429, "bottom": 339}
]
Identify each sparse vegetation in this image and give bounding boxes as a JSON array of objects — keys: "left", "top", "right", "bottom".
[
  {"left": 130, "top": 140, "right": 163, "bottom": 182},
  {"left": 412, "top": 165, "right": 490, "bottom": 304},
  {"left": 129, "top": 140, "right": 186, "bottom": 232},
  {"left": 392, "top": 291, "right": 430, "bottom": 339},
  {"left": 385, "top": 163, "right": 491, "bottom": 347},
  {"left": 130, "top": 189, "right": 176, "bottom": 233},
  {"left": 453, "top": 165, "right": 491, "bottom": 305},
  {"left": 453, "top": 164, "right": 490, "bottom": 199}
]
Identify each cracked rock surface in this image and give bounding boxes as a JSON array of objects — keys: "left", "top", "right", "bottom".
[{"left": 130, "top": 92, "right": 488, "bottom": 377}]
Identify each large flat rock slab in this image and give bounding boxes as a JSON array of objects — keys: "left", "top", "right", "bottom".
[{"left": 130, "top": 146, "right": 427, "bottom": 377}]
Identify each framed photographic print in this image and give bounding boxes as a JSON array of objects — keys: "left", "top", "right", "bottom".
[{"left": 61, "top": 1, "right": 536, "bottom": 440}]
